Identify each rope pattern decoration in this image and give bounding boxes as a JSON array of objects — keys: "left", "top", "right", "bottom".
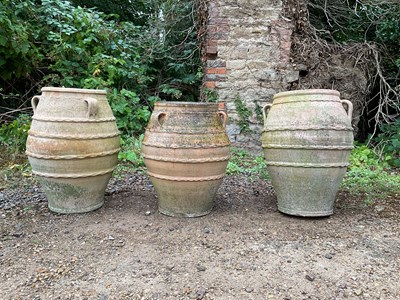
[
  {"left": 266, "top": 161, "right": 350, "bottom": 168},
  {"left": 28, "top": 130, "right": 120, "bottom": 140},
  {"left": 146, "top": 129, "right": 226, "bottom": 135},
  {"left": 147, "top": 171, "right": 226, "bottom": 182},
  {"left": 272, "top": 100, "right": 341, "bottom": 105},
  {"left": 142, "top": 153, "right": 230, "bottom": 163},
  {"left": 26, "top": 148, "right": 120, "bottom": 160},
  {"left": 142, "top": 141, "right": 230, "bottom": 149},
  {"left": 32, "top": 116, "right": 116, "bottom": 123},
  {"left": 262, "top": 144, "right": 353, "bottom": 150},
  {"left": 262, "top": 126, "right": 353, "bottom": 132},
  {"left": 33, "top": 168, "right": 115, "bottom": 178}
]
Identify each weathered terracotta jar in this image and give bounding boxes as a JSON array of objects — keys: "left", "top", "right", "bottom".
[
  {"left": 262, "top": 89, "right": 354, "bottom": 217},
  {"left": 26, "top": 87, "right": 120, "bottom": 213},
  {"left": 142, "top": 102, "right": 230, "bottom": 217}
]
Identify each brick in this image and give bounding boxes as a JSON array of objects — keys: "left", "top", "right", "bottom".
[
  {"left": 204, "top": 81, "right": 216, "bottom": 89},
  {"left": 207, "top": 67, "right": 227, "bottom": 75},
  {"left": 207, "top": 40, "right": 218, "bottom": 47},
  {"left": 206, "top": 46, "right": 218, "bottom": 54}
]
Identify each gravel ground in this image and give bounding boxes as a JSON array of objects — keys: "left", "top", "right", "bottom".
[{"left": 0, "top": 172, "right": 399, "bottom": 300}]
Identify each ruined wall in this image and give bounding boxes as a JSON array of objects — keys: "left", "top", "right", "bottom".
[
  {"left": 204, "top": 0, "right": 369, "bottom": 149},
  {"left": 204, "top": 0, "right": 297, "bottom": 150}
]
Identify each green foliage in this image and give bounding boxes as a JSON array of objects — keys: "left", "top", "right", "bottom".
[
  {"left": 115, "top": 135, "right": 145, "bottom": 175},
  {"left": 109, "top": 89, "right": 152, "bottom": 134},
  {"left": 373, "top": 119, "right": 400, "bottom": 167},
  {"left": 0, "top": 0, "right": 39, "bottom": 80},
  {"left": 0, "top": 114, "right": 31, "bottom": 155},
  {"left": 342, "top": 144, "right": 400, "bottom": 203},
  {"left": 118, "top": 135, "right": 144, "bottom": 166},
  {"left": 234, "top": 94, "right": 251, "bottom": 133},
  {"left": 70, "top": 0, "right": 152, "bottom": 24},
  {"left": 202, "top": 88, "right": 219, "bottom": 102},
  {"left": 226, "top": 148, "right": 270, "bottom": 181},
  {"left": 1, "top": 0, "right": 202, "bottom": 144}
]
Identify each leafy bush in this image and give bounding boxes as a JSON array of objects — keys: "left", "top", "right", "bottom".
[
  {"left": 373, "top": 119, "right": 400, "bottom": 168},
  {"left": 0, "top": 0, "right": 202, "bottom": 151},
  {"left": 0, "top": 114, "right": 31, "bottom": 155},
  {"left": 342, "top": 144, "right": 400, "bottom": 203}
]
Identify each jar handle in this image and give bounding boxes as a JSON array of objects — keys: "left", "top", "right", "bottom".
[
  {"left": 263, "top": 103, "right": 272, "bottom": 124},
  {"left": 341, "top": 100, "right": 353, "bottom": 122},
  {"left": 217, "top": 111, "right": 228, "bottom": 128},
  {"left": 31, "top": 96, "right": 40, "bottom": 114},
  {"left": 84, "top": 98, "right": 99, "bottom": 118},
  {"left": 156, "top": 112, "right": 167, "bottom": 126}
]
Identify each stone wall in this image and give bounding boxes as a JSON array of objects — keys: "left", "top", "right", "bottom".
[{"left": 204, "top": 0, "right": 296, "bottom": 150}]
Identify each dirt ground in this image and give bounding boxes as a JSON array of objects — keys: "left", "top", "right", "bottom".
[{"left": 0, "top": 172, "right": 399, "bottom": 300}]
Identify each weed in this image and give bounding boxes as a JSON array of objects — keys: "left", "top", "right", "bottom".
[
  {"left": 373, "top": 119, "right": 400, "bottom": 168},
  {"left": 114, "top": 134, "right": 145, "bottom": 176},
  {"left": 341, "top": 144, "right": 400, "bottom": 204},
  {"left": 233, "top": 94, "right": 251, "bottom": 133},
  {"left": 226, "top": 148, "right": 270, "bottom": 181},
  {"left": 0, "top": 114, "right": 31, "bottom": 157}
]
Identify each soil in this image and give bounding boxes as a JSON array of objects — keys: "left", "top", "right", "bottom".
[{"left": 0, "top": 172, "right": 399, "bottom": 300}]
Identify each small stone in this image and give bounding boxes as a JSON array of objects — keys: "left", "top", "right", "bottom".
[
  {"left": 354, "top": 289, "right": 362, "bottom": 296},
  {"left": 108, "top": 235, "right": 115, "bottom": 240},
  {"left": 196, "top": 265, "right": 206, "bottom": 272},
  {"left": 166, "top": 265, "right": 175, "bottom": 271},
  {"left": 324, "top": 254, "right": 333, "bottom": 259},
  {"left": 305, "top": 274, "right": 315, "bottom": 281},
  {"left": 203, "top": 228, "right": 210, "bottom": 234},
  {"left": 145, "top": 211, "right": 151, "bottom": 216},
  {"left": 99, "top": 294, "right": 108, "bottom": 300},
  {"left": 196, "top": 287, "right": 206, "bottom": 299},
  {"left": 245, "top": 287, "right": 254, "bottom": 293}
]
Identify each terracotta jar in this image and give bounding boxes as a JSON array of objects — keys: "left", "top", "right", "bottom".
[
  {"left": 262, "top": 89, "right": 354, "bottom": 217},
  {"left": 26, "top": 87, "right": 120, "bottom": 213},
  {"left": 142, "top": 102, "right": 230, "bottom": 217}
]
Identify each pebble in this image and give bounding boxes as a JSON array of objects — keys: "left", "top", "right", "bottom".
[
  {"left": 145, "top": 211, "right": 151, "bottom": 216},
  {"left": 203, "top": 228, "right": 211, "bottom": 234},
  {"left": 305, "top": 274, "right": 315, "bottom": 281},
  {"left": 354, "top": 289, "right": 363, "bottom": 296},
  {"left": 324, "top": 253, "right": 333, "bottom": 259},
  {"left": 245, "top": 287, "right": 254, "bottom": 293},
  {"left": 196, "top": 265, "right": 206, "bottom": 272},
  {"left": 196, "top": 287, "right": 206, "bottom": 299}
]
